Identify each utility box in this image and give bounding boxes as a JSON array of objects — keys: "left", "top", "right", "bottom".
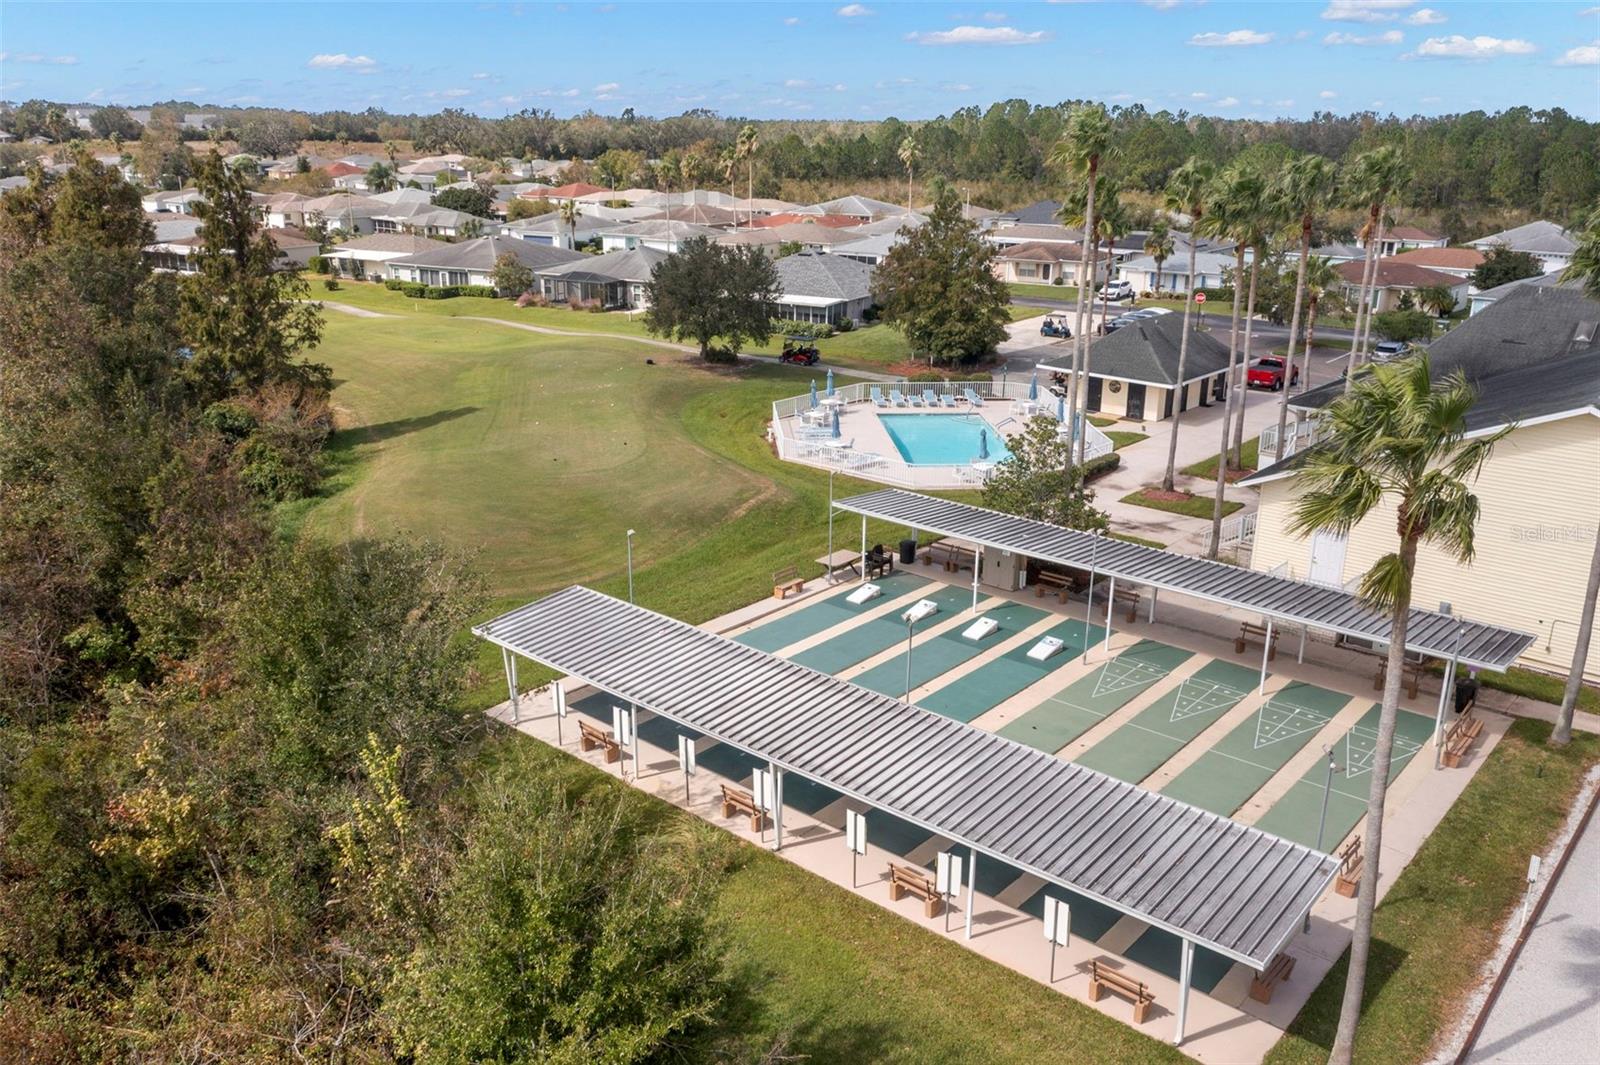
[{"left": 980, "top": 548, "right": 1026, "bottom": 592}]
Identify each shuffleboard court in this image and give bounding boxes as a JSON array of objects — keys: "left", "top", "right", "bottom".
[
  {"left": 1072, "top": 659, "right": 1260, "bottom": 783},
  {"left": 1120, "top": 926, "right": 1236, "bottom": 995},
  {"left": 733, "top": 572, "right": 931, "bottom": 653},
  {"left": 918, "top": 617, "right": 1108, "bottom": 723},
  {"left": 1161, "top": 681, "right": 1353, "bottom": 816},
  {"left": 788, "top": 583, "right": 980, "bottom": 675},
  {"left": 996, "top": 640, "right": 1193, "bottom": 754},
  {"left": 1252, "top": 703, "right": 1434, "bottom": 848},
  {"left": 849, "top": 600, "right": 1050, "bottom": 698}
]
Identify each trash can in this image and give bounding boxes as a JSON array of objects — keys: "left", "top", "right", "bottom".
[{"left": 899, "top": 538, "right": 918, "bottom": 565}]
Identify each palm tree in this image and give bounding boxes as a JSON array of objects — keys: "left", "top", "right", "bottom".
[
  {"left": 736, "top": 124, "right": 758, "bottom": 227},
  {"left": 1160, "top": 157, "right": 1215, "bottom": 492},
  {"left": 1300, "top": 255, "right": 1344, "bottom": 385},
  {"left": 719, "top": 146, "right": 738, "bottom": 215},
  {"left": 898, "top": 134, "right": 921, "bottom": 213},
  {"left": 1552, "top": 206, "right": 1600, "bottom": 745},
  {"left": 1143, "top": 218, "right": 1174, "bottom": 295},
  {"left": 1048, "top": 103, "right": 1115, "bottom": 464},
  {"left": 1270, "top": 153, "right": 1340, "bottom": 453},
  {"left": 1416, "top": 283, "right": 1457, "bottom": 319},
  {"left": 558, "top": 198, "right": 582, "bottom": 250},
  {"left": 1292, "top": 357, "right": 1506, "bottom": 1065},
  {"left": 1343, "top": 146, "right": 1409, "bottom": 390},
  {"left": 366, "top": 161, "right": 397, "bottom": 193},
  {"left": 1231, "top": 185, "right": 1282, "bottom": 468},
  {"left": 1093, "top": 184, "right": 1130, "bottom": 337}
]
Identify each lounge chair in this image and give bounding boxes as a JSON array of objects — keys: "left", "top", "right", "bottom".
[
  {"left": 871, "top": 386, "right": 887, "bottom": 407},
  {"left": 890, "top": 389, "right": 909, "bottom": 407},
  {"left": 922, "top": 388, "right": 939, "bottom": 407},
  {"left": 964, "top": 388, "right": 985, "bottom": 406},
  {"left": 940, "top": 392, "right": 957, "bottom": 407}
]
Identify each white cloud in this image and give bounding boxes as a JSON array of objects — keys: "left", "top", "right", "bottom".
[
  {"left": 1405, "top": 7, "right": 1445, "bottom": 24},
  {"left": 981, "top": 10, "right": 1008, "bottom": 22},
  {"left": 1319, "top": 89, "right": 1339, "bottom": 98},
  {"left": 1582, "top": 6, "right": 1600, "bottom": 14},
  {"left": 0, "top": 51, "right": 78, "bottom": 64},
  {"left": 908, "top": 25, "right": 1052, "bottom": 45},
  {"left": 1555, "top": 40, "right": 1600, "bottom": 65},
  {"left": 1188, "top": 29, "right": 1273, "bottom": 47},
  {"left": 1420, "top": 94, "right": 1442, "bottom": 102},
  {"left": 1321, "top": 1, "right": 1414, "bottom": 23},
  {"left": 1409, "top": 34, "right": 1537, "bottom": 59},
  {"left": 471, "top": 72, "right": 491, "bottom": 79},
  {"left": 783, "top": 15, "right": 800, "bottom": 25},
  {"left": 307, "top": 53, "right": 376, "bottom": 71},
  {"left": 1190, "top": 91, "right": 1211, "bottom": 99},
  {"left": 1275, "top": 98, "right": 1295, "bottom": 107},
  {"left": 1141, "top": 0, "right": 1183, "bottom": 8},
  {"left": 440, "top": 88, "right": 470, "bottom": 98},
  {"left": 1215, "top": 96, "right": 1240, "bottom": 107},
  {"left": 832, "top": 82, "right": 847, "bottom": 91},
  {"left": 784, "top": 78, "right": 812, "bottom": 88},
  {"left": 836, "top": 3, "right": 873, "bottom": 16},
  {"left": 593, "top": 81, "right": 620, "bottom": 92},
  {"left": 942, "top": 82, "right": 975, "bottom": 91},
  {"left": 1325, "top": 30, "right": 1404, "bottom": 45}
]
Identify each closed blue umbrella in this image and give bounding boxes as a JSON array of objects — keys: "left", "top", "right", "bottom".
[
  {"left": 831, "top": 405, "right": 841, "bottom": 439},
  {"left": 809, "top": 379, "right": 818, "bottom": 409},
  {"left": 1028, "top": 371, "right": 1038, "bottom": 401},
  {"left": 1057, "top": 395, "right": 1065, "bottom": 422},
  {"left": 825, "top": 367, "right": 835, "bottom": 398},
  {"left": 978, "top": 427, "right": 989, "bottom": 460}
]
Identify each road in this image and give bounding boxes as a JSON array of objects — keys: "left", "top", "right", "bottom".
[
  {"left": 1009, "top": 296, "right": 1359, "bottom": 348},
  {"left": 1465, "top": 808, "right": 1600, "bottom": 1064}
]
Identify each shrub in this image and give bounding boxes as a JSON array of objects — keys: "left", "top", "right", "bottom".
[
  {"left": 384, "top": 278, "right": 404, "bottom": 291},
  {"left": 702, "top": 345, "right": 738, "bottom": 364},
  {"left": 905, "top": 371, "right": 948, "bottom": 382},
  {"left": 1082, "top": 452, "right": 1120, "bottom": 481},
  {"left": 201, "top": 400, "right": 258, "bottom": 441},
  {"left": 1373, "top": 309, "right": 1435, "bottom": 343},
  {"left": 836, "top": 317, "right": 854, "bottom": 333},
  {"left": 307, "top": 255, "right": 327, "bottom": 274},
  {"left": 323, "top": 278, "right": 340, "bottom": 291},
  {"left": 1052, "top": 276, "right": 1065, "bottom": 286},
  {"left": 515, "top": 291, "right": 548, "bottom": 308},
  {"left": 400, "top": 282, "right": 427, "bottom": 298},
  {"left": 459, "top": 285, "right": 495, "bottom": 298}
]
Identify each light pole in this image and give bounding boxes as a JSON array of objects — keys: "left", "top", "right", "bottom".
[
  {"left": 1306, "top": 744, "right": 1340, "bottom": 933},
  {"left": 826, "top": 469, "right": 836, "bottom": 581},
  {"left": 901, "top": 599, "right": 939, "bottom": 702},
  {"left": 626, "top": 528, "right": 636, "bottom": 603}
]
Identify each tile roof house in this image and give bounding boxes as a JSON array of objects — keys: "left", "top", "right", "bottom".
[
  {"left": 1467, "top": 220, "right": 1578, "bottom": 273},
  {"left": 635, "top": 189, "right": 741, "bottom": 210},
  {"left": 748, "top": 212, "right": 864, "bottom": 229},
  {"left": 598, "top": 220, "right": 720, "bottom": 254},
  {"left": 642, "top": 203, "right": 743, "bottom": 228},
  {"left": 1003, "top": 199, "right": 1063, "bottom": 225},
  {"left": 533, "top": 246, "right": 667, "bottom": 309},
  {"left": 383, "top": 235, "right": 586, "bottom": 291},
  {"left": 772, "top": 251, "right": 875, "bottom": 325},
  {"left": 497, "top": 212, "right": 625, "bottom": 249},
  {"left": 322, "top": 233, "right": 451, "bottom": 280},
  {"left": 1035, "top": 311, "right": 1229, "bottom": 422},
  {"left": 1378, "top": 224, "right": 1448, "bottom": 256},
  {"left": 829, "top": 230, "right": 904, "bottom": 266},
  {"left": 144, "top": 227, "right": 318, "bottom": 274},
  {"left": 716, "top": 221, "right": 865, "bottom": 253},
  {"left": 1309, "top": 241, "right": 1367, "bottom": 265},
  {"left": 1333, "top": 258, "right": 1468, "bottom": 313},
  {"left": 1385, "top": 246, "right": 1485, "bottom": 282},
  {"left": 521, "top": 181, "right": 608, "bottom": 203}
]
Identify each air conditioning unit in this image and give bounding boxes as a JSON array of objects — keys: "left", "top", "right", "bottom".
[
  {"left": 846, "top": 583, "right": 881, "bottom": 606},
  {"left": 1027, "top": 635, "right": 1065, "bottom": 661},
  {"left": 963, "top": 617, "right": 998, "bottom": 641}
]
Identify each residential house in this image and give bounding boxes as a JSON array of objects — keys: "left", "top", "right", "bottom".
[
  {"left": 990, "top": 241, "right": 1085, "bottom": 286},
  {"left": 1467, "top": 268, "right": 1568, "bottom": 316},
  {"left": 830, "top": 230, "right": 904, "bottom": 267},
  {"left": 147, "top": 213, "right": 203, "bottom": 242},
  {"left": 982, "top": 221, "right": 1080, "bottom": 249},
  {"left": 716, "top": 221, "right": 867, "bottom": 254},
  {"left": 323, "top": 233, "right": 450, "bottom": 281},
  {"left": 141, "top": 188, "right": 206, "bottom": 214},
  {"left": 65, "top": 106, "right": 95, "bottom": 131},
  {"left": 144, "top": 226, "right": 319, "bottom": 274},
  {"left": 520, "top": 181, "right": 607, "bottom": 205},
  {"left": 1308, "top": 241, "right": 1368, "bottom": 265},
  {"left": 732, "top": 196, "right": 799, "bottom": 217},
  {"left": 1384, "top": 246, "right": 1486, "bottom": 298},
  {"left": 575, "top": 187, "right": 656, "bottom": 205},
  {"left": 1116, "top": 242, "right": 1241, "bottom": 294},
  {"left": 1035, "top": 312, "right": 1229, "bottom": 422},
  {"left": 1333, "top": 259, "right": 1468, "bottom": 313},
  {"left": 534, "top": 246, "right": 666, "bottom": 309},
  {"left": 300, "top": 193, "right": 385, "bottom": 236},
  {"left": 399, "top": 154, "right": 472, "bottom": 185},
  {"left": 1001, "top": 199, "right": 1063, "bottom": 225},
  {"left": 747, "top": 212, "right": 864, "bottom": 230},
  {"left": 265, "top": 156, "right": 332, "bottom": 181},
  {"left": 254, "top": 191, "right": 313, "bottom": 230},
  {"left": 383, "top": 235, "right": 586, "bottom": 292},
  {"left": 635, "top": 188, "right": 741, "bottom": 211},
  {"left": 795, "top": 194, "right": 911, "bottom": 222},
  {"left": 771, "top": 251, "right": 875, "bottom": 325},
  {"left": 1243, "top": 281, "right": 1600, "bottom": 681},
  {"left": 372, "top": 201, "right": 485, "bottom": 239},
  {"left": 1377, "top": 224, "right": 1449, "bottom": 257},
  {"left": 849, "top": 213, "right": 925, "bottom": 237},
  {"left": 498, "top": 212, "right": 621, "bottom": 248},
  {"left": 1467, "top": 220, "right": 1578, "bottom": 274},
  {"left": 600, "top": 220, "right": 721, "bottom": 254},
  {"left": 642, "top": 203, "right": 742, "bottom": 228}
]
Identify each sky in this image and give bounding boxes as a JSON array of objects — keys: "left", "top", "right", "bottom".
[{"left": 3, "top": 1, "right": 1597, "bottom": 122}]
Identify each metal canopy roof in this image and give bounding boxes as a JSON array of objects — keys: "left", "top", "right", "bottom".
[
  {"left": 834, "top": 489, "right": 1534, "bottom": 671},
  {"left": 476, "top": 585, "right": 1340, "bottom": 970}
]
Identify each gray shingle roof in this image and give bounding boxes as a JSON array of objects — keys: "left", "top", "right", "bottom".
[
  {"left": 1468, "top": 219, "right": 1576, "bottom": 256},
  {"left": 1038, "top": 313, "right": 1231, "bottom": 387},
  {"left": 774, "top": 251, "right": 874, "bottom": 302},
  {"left": 799, "top": 194, "right": 912, "bottom": 219},
  {"left": 386, "top": 235, "right": 585, "bottom": 272},
  {"left": 328, "top": 233, "right": 449, "bottom": 255},
  {"left": 534, "top": 246, "right": 667, "bottom": 283}
]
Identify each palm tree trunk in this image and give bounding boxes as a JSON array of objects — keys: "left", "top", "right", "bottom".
[
  {"left": 1079, "top": 230, "right": 1105, "bottom": 467},
  {"left": 1066, "top": 170, "right": 1098, "bottom": 465},
  {"left": 1553, "top": 527, "right": 1600, "bottom": 745},
  {"left": 1099, "top": 240, "right": 1113, "bottom": 335},
  {"left": 1275, "top": 220, "right": 1313, "bottom": 456},
  {"left": 1346, "top": 207, "right": 1381, "bottom": 393},
  {"left": 1360, "top": 214, "right": 1389, "bottom": 355},
  {"left": 1330, "top": 535, "right": 1418, "bottom": 1065},
  {"left": 1232, "top": 250, "right": 1262, "bottom": 468},
  {"left": 1161, "top": 239, "right": 1199, "bottom": 492},
  {"left": 1208, "top": 247, "right": 1246, "bottom": 559},
  {"left": 1303, "top": 294, "right": 1321, "bottom": 396}
]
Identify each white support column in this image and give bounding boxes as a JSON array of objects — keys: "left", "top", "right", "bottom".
[
  {"left": 971, "top": 546, "right": 982, "bottom": 614},
  {"left": 1148, "top": 587, "right": 1157, "bottom": 624},
  {"left": 510, "top": 654, "right": 519, "bottom": 723},
  {"left": 1434, "top": 652, "right": 1460, "bottom": 765},
  {"left": 501, "top": 647, "right": 520, "bottom": 723},
  {"left": 1083, "top": 573, "right": 1097, "bottom": 661},
  {"left": 1174, "top": 937, "right": 1194, "bottom": 1046},
  {"left": 772, "top": 764, "right": 785, "bottom": 850},
  {"left": 1258, "top": 618, "right": 1275, "bottom": 694},
  {"left": 860, "top": 515, "right": 868, "bottom": 584},
  {"left": 1104, "top": 576, "right": 1117, "bottom": 653},
  {"left": 1298, "top": 625, "right": 1308, "bottom": 664},
  {"left": 965, "top": 846, "right": 978, "bottom": 940}
]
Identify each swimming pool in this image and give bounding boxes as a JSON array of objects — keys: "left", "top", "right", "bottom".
[{"left": 878, "top": 413, "right": 1013, "bottom": 466}]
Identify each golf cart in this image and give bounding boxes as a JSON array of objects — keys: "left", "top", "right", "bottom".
[
  {"left": 1040, "top": 317, "right": 1072, "bottom": 339},
  {"left": 779, "top": 336, "right": 821, "bottom": 366}
]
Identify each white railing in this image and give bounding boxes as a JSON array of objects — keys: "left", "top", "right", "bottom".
[
  {"left": 1206, "top": 511, "right": 1258, "bottom": 555},
  {"left": 1259, "top": 417, "right": 1326, "bottom": 465}
]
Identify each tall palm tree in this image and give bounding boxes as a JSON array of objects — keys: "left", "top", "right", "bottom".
[
  {"left": 1300, "top": 255, "right": 1344, "bottom": 386},
  {"left": 1197, "top": 163, "right": 1266, "bottom": 558},
  {"left": 719, "top": 146, "right": 738, "bottom": 215},
  {"left": 1292, "top": 357, "right": 1506, "bottom": 1065},
  {"left": 1160, "top": 157, "right": 1214, "bottom": 492},
  {"left": 558, "top": 198, "right": 582, "bottom": 250},
  {"left": 898, "top": 135, "right": 921, "bottom": 213},
  {"left": 1342, "top": 146, "right": 1409, "bottom": 390},
  {"left": 1143, "top": 218, "right": 1174, "bottom": 295},
  {"left": 1230, "top": 187, "right": 1282, "bottom": 468},
  {"left": 1093, "top": 184, "right": 1131, "bottom": 339},
  {"left": 1270, "top": 153, "right": 1340, "bottom": 453},
  {"left": 736, "top": 124, "right": 758, "bottom": 227},
  {"left": 1048, "top": 103, "right": 1115, "bottom": 464},
  {"left": 1553, "top": 206, "right": 1600, "bottom": 745}
]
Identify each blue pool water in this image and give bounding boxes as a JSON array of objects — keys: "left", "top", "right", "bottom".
[{"left": 878, "top": 413, "right": 1013, "bottom": 466}]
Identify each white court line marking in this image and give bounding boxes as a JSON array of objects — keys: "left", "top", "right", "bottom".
[
  {"left": 1170, "top": 678, "right": 1250, "bottom": 724},
  {"left": 1253, "top": 701, "right": 1336, "bottom": 750},
  {"left": 1342, "top": 724, "right": 1423, "bottom": 780},
  {"left": 1091, "top": 658, "right": 1169, "bottom": 700}
]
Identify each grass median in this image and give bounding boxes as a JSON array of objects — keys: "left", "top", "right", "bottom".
[{"left": 1121, "top": 487, "right": 1243, "bottom": 519}]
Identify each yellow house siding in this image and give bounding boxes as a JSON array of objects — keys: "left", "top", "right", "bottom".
[{"left": 1248, "top": 414, "right": 1600, "bottom": 681}]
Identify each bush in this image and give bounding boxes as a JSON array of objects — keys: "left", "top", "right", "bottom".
[
  {"left": 307, "top": 255, "right": 327, "bottom": 274},
  {"left": 774, "top": 320, "right": 835, "bottom": 340},
  {"left": 384, "top": 278, "right": 404, "bottom": 290},
  {"left": 423, "top": 286, "right": 459, "bottom": 300},
  {"left": 515, "top": 291, "right": 548, "bottom": 308},
  {"left": 836, "top": 317, "right": 854, "bottom": 333},
  {"left": 1082, "top": 452, "right": 1120, "bottom": 481},
  {"left": 905, "top": 371, "right": 948, "bottom": 382},
  {"left": 400, "top": 281, "right": 427, "bottom": 298},
  {"left": 702, "top": 345, "right": 738, "bottom": 364},
  {"left": 1051, "top": 276, "right": 1065, "bottom": 286},
  {"left": 1372, "top": 309, "right": 1435, "bottom": 343},
  {"left": 459, "top": 285, "right": 495, "bottom": 298},
  {"left": 323, "top": 278, "right": 339, "bottom": 291}
]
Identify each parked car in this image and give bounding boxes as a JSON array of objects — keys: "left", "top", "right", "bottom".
[
  {"left": 1246, "top": 355, "right": 1300, "bottom": 391},
  {"left": 1101, "top": 308, "right": 1162, "bottom": 334},
  {"left": 1099, "top": 279, "right": 1135, "bottom": 302},
  {"left": 1370, "top": 339, "right": 1411, "bottom": 363},
  {"left": 779, "top": 338, "right": 820, "bottom": 365}
]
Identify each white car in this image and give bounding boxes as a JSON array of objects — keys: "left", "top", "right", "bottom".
[{"left": 1099, "top": 280, "right": 1135, "bottom": 301}]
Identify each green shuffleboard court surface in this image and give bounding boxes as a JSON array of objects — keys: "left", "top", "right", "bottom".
[
  {"left": 734, "top": 572, "right": 931, "bottom": 653},
  {"left": 1160, "top": 681, "right": 1353, "bottom": 816},
  {"left": 919, "top": 617, "right": 1108, "bottom": 723},
  {"left": 997, "top": 640, "right": 1193, "bottom": 754},
  {"left": 788, "top": 583, "right": 981, "bottom": 675},
  {"left": 1073, "top": 659, "right": 1260, "bottom": 783},
  {"left": 1252, "top": 703, "right": 1434, "bottom": 848},
  {"left": 850, "top": 600, "right": 1049, "bottom": 698},
  {"left": 1121, "top": 926, "right": 1235, "bottom": 995}
]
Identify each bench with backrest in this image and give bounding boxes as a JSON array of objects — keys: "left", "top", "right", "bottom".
[
  {"left": 719, "top": 783, "right": 766, "bottom": 831},
  {"left": 1033, "top": 569, "right": 1073, "bottom": 603},
  {"left": 578, "top": 720, "right": 622, "bottom": 763},
  {"left": 1248, "top": 952, "right": 1297, "bottom": 1003},
  {"left": 772, "top": 565, "right": 805, "bottom": 600},
  {"left": 924, "top": 541, "right": 975, "bottom": 573},
  {"left": 1088, "top": 959, "right": 1154, "bottom": 1023},
  {"left": 1235, "top": 621, "right": 1279, "bottom": 661},
  {"left": 1334, "top": 837, "right": 1363, "bottom": 897},
  {"left": 887, "top": 862, "right": 943, "bottom": 918},
  {"left": 1373, "top": 658, "right": 1424, "bottom": 699},
  {"left": 1442, "top": 711, "right": 1485, "bottom": 768},
  {"left": 1112, "top": 584, "right": 1141, "bottom": 624}
]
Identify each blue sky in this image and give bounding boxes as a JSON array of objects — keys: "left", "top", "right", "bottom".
[{"left": 4, "top": 1, "right": 1597, "bottom": 121}]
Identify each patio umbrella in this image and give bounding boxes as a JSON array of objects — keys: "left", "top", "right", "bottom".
[
  {"left": 825, "top": 367, "right": 835, "bottom": 398},
  {"left": 1028, "top": 371, "right": 1038, "bottom": 402},
  {"left": 1057, "top": 395, "right": 1065, "bottom": 422},
  {"left": 809, "top": 379, "right": 818, "bottom": 409},
  {"left": 978, "top": 427, "right": 989, "bottom": 460},
  {"left": 831, "top": 405, "right": 841, "bottom": 439}
]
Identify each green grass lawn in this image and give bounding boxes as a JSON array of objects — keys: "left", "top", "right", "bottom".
[
  {"left": 1181, "top": 436, "right": 1261, "bottom": 480},
  {"left": 1265, "top": 720, "right": 1600, "bottom": 1065},
  {"left": 1109, "top": 531, "right": 1165, "bottom": 549},
  {"left": 1120, "top": 488, "right": 1243, "bottom": 519},
  {"left": 1007, "top": 281, "right": 1078, "bottom": 302},
  {"left": 1475, "top": 665, "right": 1600, "bottom": 715},
  {"left": 1107, "top": 430, "right": 1148, "bottom": 451}
]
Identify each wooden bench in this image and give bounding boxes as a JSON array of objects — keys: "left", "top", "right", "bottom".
[
  {"left": 772, "top": 565, "right": 805, "bottom": 600},
  {"left": 1088, "top": 960, "right": 1154, "bottom": 1023},
  {"left": 1442, "top": 712, "right": 1485, "bottom": 768},
  {"left": 1334, "top": 837, "right": 1363, "bottom": 898},
  {"left": 578, "top": 720, "right": 622, "bottom": 764},
  {"left": 924, "top": 541, "right": 975, "bottom": 573},
  {"left": 1373, "top": 659, "right": 1424, "bottom": 699},
  {"left": 1033, "top": 569, "right": 1074, "bottom": 603},
  {"left": 887, "top": 862, "right": 943, "bottom": 918},
  {"left": 719, "top": 784, "right": 766, "bottom": 831},
  {"left": 1113, "top": 584, "right": 1141, "bottom": 624},
  {"left": 1248, "top": 952, "right": 1297, "bottom": 1003},
  {"left": 1235, "top": 621, "right": 1279, "bottom": 661}
]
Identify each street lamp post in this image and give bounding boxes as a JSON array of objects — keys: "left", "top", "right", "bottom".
[
  {"left": 901, "top": 599, "right": 939, "bottom": 702},
  {"left": 1306, "top": 745, "right": 1340, "bottom": 933},
  {"left": 626, "top": 529, "right": 636, "bottom": 604},
  {"left": 904, "top": 617, "right": 917, "bottom": 701},
  {"left": 827, "top": 469, "right": 836, "bottom": 581}
]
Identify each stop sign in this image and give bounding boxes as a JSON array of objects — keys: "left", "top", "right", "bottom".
[{"left": 1194, "top": 292, "right": 1207, "bottom": 304}]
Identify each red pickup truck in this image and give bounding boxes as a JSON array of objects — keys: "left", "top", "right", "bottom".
[{"left": 1247, "top": 356, "right": 1300, "bottom": 391}]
